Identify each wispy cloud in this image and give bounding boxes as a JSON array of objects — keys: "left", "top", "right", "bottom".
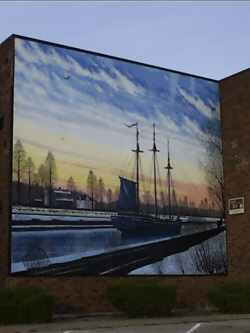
[
  {"left": 179, "top": 87, "right": 219, "bottom": 120},
  {"left": 15, "top": 38, "right": 144, "bottom": 97}
]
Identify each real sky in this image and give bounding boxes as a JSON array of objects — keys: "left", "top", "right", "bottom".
[{"left": 0, "top": 1, "right": 250, "bottom": 80}]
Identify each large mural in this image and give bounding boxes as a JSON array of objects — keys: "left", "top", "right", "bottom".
[{"left": 11, "top": 37, "right": 227, "bottom": 275}]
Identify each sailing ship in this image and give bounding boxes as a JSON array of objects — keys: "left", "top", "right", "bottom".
[{"left": 111, "top": 123, "right": 182, "bottom": 237}]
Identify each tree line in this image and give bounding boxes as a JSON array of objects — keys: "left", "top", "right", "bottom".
[
  {"left": 12, "top": 139, "right": 116, "bottom": 209},
  {"left": 13, "top": 139, "right": 57, "bottom": 205},
  {"left": 12, "top": 139, "right": 221, "bottom": 216}
]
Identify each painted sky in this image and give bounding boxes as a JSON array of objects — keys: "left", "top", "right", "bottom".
[{"left": 13, "top": 37, "right": 220, "bottom": 205}]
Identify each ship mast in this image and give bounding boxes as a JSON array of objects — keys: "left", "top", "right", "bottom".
[
  {"left": 126, "top": 123, "right": 143, "bottom": 214},
  {"left": 149, "top": 123, "right": 160, "bottom": 217},
  {"left": 165, "top": 140, "right": 173, "bottom": 219}
]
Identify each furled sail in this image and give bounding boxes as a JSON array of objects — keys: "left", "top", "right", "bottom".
[{"left": 117, "top": 176, "right": 137, "bottom": 212}]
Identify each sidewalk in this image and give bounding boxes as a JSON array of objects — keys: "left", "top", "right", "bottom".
[{"left": 2, "top": 313, "right": 250, "bottom": 333}]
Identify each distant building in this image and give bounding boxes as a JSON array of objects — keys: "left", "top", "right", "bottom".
[
  {"left": 43, "top": 188, "right": 93, "bottom": 210},
  {"left": 76, "top": 193, "right": 92, "bottom": 210}
]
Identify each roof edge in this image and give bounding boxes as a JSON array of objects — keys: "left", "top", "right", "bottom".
[
  {"left": 220, "top": 68, "right": 250, "bottom": 82},
  {"left": 11, "top": 34, "right": 218, "bottom": 83}
]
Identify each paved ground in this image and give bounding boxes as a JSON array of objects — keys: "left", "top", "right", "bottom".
[{"left": 1, "top": 314, "right": 250, "bottom": 333}]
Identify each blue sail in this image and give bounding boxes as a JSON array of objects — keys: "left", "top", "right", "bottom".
[{"left": 117, "top": 177, "right": 137, "bottom": 212}]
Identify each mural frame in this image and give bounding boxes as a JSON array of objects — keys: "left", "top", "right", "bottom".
[{"left": 9, "top": 34, "right": 228, "bottom": 277}]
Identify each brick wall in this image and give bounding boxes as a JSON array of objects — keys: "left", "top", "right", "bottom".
[
  {"left": 220, "top": 69, "right": 250, "bottom": 279},
  {"left": 0, "top": 36, "right": 249, "bottom": 312},
  {"left": 0, "top": 36, "right": 14, "bottom": 282}
]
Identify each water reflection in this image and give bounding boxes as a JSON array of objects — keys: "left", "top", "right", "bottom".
[{"left": 12, "top": 228, "right": 122, "bottom": 271}]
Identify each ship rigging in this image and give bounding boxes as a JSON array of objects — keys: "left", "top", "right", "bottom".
[{"left": 111, "top": 122, "right": 181, "bottom": 237}]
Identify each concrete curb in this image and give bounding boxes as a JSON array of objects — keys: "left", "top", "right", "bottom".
[{"left": 2, "top": 313, "right": 250, "bottom": 333}]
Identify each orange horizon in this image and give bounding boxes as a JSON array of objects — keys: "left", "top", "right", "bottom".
[{"left": 12, "top": 135, "right": 216, "bottom": 209}]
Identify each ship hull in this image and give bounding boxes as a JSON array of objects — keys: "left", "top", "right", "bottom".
[{"left": 111, "top": 215, "right": 182, "bottom": 237}]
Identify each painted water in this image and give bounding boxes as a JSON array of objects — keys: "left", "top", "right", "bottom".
[{"left": 11, "top": 219, "right": 226, "bottom": 275}]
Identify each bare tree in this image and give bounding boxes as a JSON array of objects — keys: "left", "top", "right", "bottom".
[
  {"left": 45, "top": 152, "right": 57, "bottom": 185},
  {"left": 190, "top": 235, "right": 227, "bottom": 274},
  {"left": 87, "top": 170, "right": 97, "bottom": 210},
  {"left": 67, "top": 176, "right": 76, "bottom": 192},
  {"left": 26, "top": 157, "right": 35, "bottom": 205},
  {"left": 38, "top": 164, "right": 47, "bottom": 187},
  {"left": 45, "top": 151, "right": 57, "bottom": 207},
  {"left": 97, "top": 177, "right": 105, "bottom": 209},
  {"left": 200, "top": 122, "right": 224, "bottom": 216},
  {"left": 13, "top": 139, "right": 27, "bottom": 204}
]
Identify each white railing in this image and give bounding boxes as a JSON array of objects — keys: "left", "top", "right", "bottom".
[{"left": 12, "top": 206, "right": 118, "bottom": 217}]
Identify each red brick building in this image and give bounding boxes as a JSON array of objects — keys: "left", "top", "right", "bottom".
[{"left": 0, "top": 34, "right": 249, "bottom": 311}]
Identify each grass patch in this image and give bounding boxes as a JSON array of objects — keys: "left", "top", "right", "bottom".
[
  {"left": 0, "top": 286, "right": 55, "bottom": 324},
  {"left": 107, "top": 281, "right": 177, "bottom": 318},
  {"left": 208, "top": 282, "right": 250, "bottom": 314}
]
